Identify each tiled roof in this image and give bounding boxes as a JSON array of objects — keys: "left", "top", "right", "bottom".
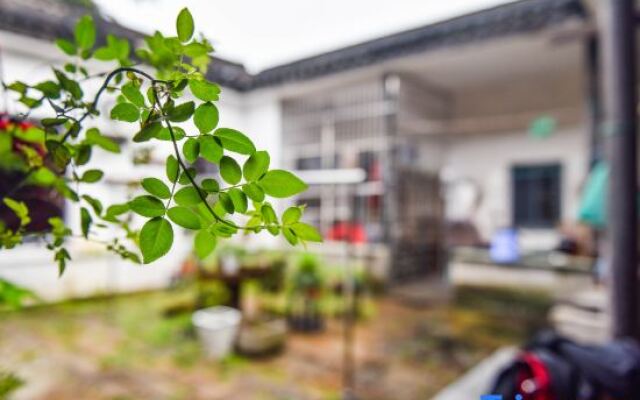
[
  {"left": 248, "top": 0, "right": 586, "bottom": 90},
  {"left": 0, "top": 0, "right": 251, "bottom": 89},
  {"left": 0, "top": 0, "right": 585, "bottom": 92}
]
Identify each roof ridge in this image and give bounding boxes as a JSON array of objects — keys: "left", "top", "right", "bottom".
[
  {"left": 0, "top": 0, "right": 586, "bottom": 92},
  {"left": 247, "top": 0, "right": 585, "bottom": 90}
]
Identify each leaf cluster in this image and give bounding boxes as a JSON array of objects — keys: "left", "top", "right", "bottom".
[{"left": 0, "top": 9, "right": 321, "bottom": 272}]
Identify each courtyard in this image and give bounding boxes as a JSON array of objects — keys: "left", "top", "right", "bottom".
[{"left": 0, "top": 285, "right": 551, "bottom": 400}]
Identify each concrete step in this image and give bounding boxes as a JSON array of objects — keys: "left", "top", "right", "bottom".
[
  {"left": 388, "top": 279, "right": 452, "bottom": 308},
  {"left": 550, "top": 291, "right": 610, "bottom": 343}
]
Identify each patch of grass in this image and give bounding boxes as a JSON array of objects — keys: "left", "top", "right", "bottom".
[
  {"left": 454, "top": 285, "right": 553, "bottom": 342},
  {"left": 217, "top": 354, "right": 250, "bottom": 380},
  {"left": 0, "top": 370, "right": 24, "bottom": 399},
  {"left": 0, "top": 284, "right": 554, "bottom": 400},
  {"left": 401, "top": 285, "right": 553, "bottom": 398}
]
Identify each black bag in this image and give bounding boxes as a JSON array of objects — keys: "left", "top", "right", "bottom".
[{"left": 490, "top": 331, "right": 640, "bottom": 400}]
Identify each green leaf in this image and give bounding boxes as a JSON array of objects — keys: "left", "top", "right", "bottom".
[
  {"left": 242, "top": 183, "right": 265, "bottom": 202},
  {"left": 166, "top": 155, "right": 180, "bottom": 183},
  {"left": 129, "top": 195, "right": 165, "bottom": 218},
  {"left": 85, "top": 128, "right": 120, "bottom": 153},
  {"left": 218, "top": 192, "right": 234, "bottom": 214},
  {"left": 110, "top": 102, "right": 140, "bottom": 122},
  {"left": 53, "top": 69, "right": 82, "bottom": 99},
  {"left": 283, "top": 228, "right": 298, "bottom": 245},
  {"left": 55, "top": 248, "right": 71, "bottom": 276},
  {"left": 31, "top": 167, "right": 57, "bottom": 186},
  {"left": 34, "top": 80, "right": 61, "bottom": 98},
  {"left": 55, "top": 39, "right": 76, "bottom": 56},
  {"left": 259, "top": 170, "right": 308, "bottom": 198},
  {"left": 56, "top": 181, "right": 79, "bottom": 201},
  {"left": 81, "top": 169, "right": 103, "bottom": 183},
  {"left": 121, "top": 82, "right": 145, "bottom": 107},
  {"left": 82, "top": 194, "right": 103, "bottom": 215},
  {"left": 174, "top": 187, "right": 202, "bottom": 206},
  {"left": 3, "top": 198, "right": 30, "bottom": 227},
  {"left": 184, "top": 42, "right": 210, "bottom": 58},
  {"left": 194, "top": 229, "right": 217, "bottom": 260},
  {"left": 7, "top": 81, "right": 27, "bottom": 94},
  {"left": 182, "top": 138, "right": 199, "bottom": 163},
  {"left": 199, "top": 135, "right": 223, "bottom": 164},
  {"left": 74, "top": 15, "right": 96, "bottom": 50},
  {"left": 80, "top": 207, "right": 91, "bottom": 238},
  {"left": 108, "top": 35, "right": 130, "bottom": 61},
  {"left": 176, "top": 8, "right": 195, "bottom": 42},
  {"left": 93, "top": 46, "right": 115, "bottom": 61},
  {"left": 156, "top": 126, "right": 186, "bottom": 141},
  {"left": 142, "top": 178, "right": 171, "bottom": 199},
  {"left": 139, "top": 217, "right": 173, "bottom": 264},
  {"left": 146, "top": 86, "right": 157, "bottom": 104},
  {"left": 214, "top": 128, "right": 255, "bottom": 155},
  {"left": 243, "top": 151, "right": 270, "bottom": 182},
  {"left": 220, "top": 156, "right": 242, "bottom": 185},
  {"left": 133, "top": 121, "right": 162, "bottom": 143},
  {"left": 46, "top": 140, "right": 71, "bottom": 169},
  {"left": 261, "top": 204, "right": 277, "bottom": 224},
  {"left": 167, "top": 206, "right": 201, "bottom": 229},
  {"left": 245, "top": 214, "right": 262, "bottom": 232},
  {"left": 178, "top": 168, "right": 197, "bottom": 185},
  {"left": 74, "top": 144, "right": 91, "bottom": 166},
  {"left": 105, "top": 203, "right": 129, "bottom": 221},
  {"left": 282, "top": 227, "right": 298, "bottom": 246},
  {"left": 194, "top": 102, "right": 219, "bottom": 134},
  {"left": 189, "top": 79, "right": 220, "bottom": 102},
  {"left": 228, "top": 188, "right": 248, "bottom": 213},
  {"left": 168, "top": 101, "right": 195, "bottom": 122},
  {"left": 201, "top": 178, "right": 220, "bottom": 193},
  {"left": 65, "top": 122, "right": 81, "bottom": 139},
  {"left": 282, "top": 207, "right": 302, "bottom": 225},
  {"left": 291, "top": 222, "right": 322, "bottom": 242},
  {"left": 211, "top": 221, "right": 237, "bottom": 237}
]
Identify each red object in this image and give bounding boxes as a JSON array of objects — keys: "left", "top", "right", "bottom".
[
  {"left": 327, "top": 221, "right": 367, "bottom": 244},
  {"left": 0, "top": 114, "right": 45, "bottom": 157},
  {"left": 517, "top": 353, "right": 555, "bottom": 400},
  {"left": 0, "top": 113, "right": 36, "bottom": 132}
]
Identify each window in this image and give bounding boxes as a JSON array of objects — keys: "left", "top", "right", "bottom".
[{"left": 511, "top": 163, "right": 561, "bottom": 228}]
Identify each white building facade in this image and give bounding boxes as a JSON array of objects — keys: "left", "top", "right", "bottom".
[{"left": 0, "top": 0, "right": 600, "bottom": 298}]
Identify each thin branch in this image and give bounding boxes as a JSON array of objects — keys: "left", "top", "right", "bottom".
[{"left": 150, "top": 83, "right": 266, "bottom": 231}]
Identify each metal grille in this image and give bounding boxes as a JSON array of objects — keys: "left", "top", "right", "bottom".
[{"left": 281, "top": 76, "right": 445, "bottom": 282}]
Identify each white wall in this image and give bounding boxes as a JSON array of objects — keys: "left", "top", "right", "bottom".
[{"left": 442, "top": 125, "right": 588, "bottom": 245}]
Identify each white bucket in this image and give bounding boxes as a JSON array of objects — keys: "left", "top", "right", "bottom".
[{"left": 192, "top": 306, "right": 242, "bottom": 359}]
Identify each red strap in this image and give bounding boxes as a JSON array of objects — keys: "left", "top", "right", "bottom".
[{"left": 520, "top": 353, "right": 554, "bottom": 400}]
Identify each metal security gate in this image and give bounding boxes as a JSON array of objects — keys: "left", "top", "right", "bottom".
[
  {"left": 389, "top": 168, "right": 444, "bottom": 283},
  {"left": 281, "top": 75, "right": 446, "bottom": 283}
]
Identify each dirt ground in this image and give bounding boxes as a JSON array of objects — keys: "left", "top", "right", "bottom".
[{"left": 0, "top": 286, "right": 552, "bottom": 400}]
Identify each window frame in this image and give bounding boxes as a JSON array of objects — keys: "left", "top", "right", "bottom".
[{"left": 511, "top": 162, "right": 562, "bottom": 229}]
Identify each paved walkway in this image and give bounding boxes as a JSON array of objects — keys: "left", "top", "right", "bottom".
[{"left": 431, "top": 347, "right": 517, "bottom": 400}]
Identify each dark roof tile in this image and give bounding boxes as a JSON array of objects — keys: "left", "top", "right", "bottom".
[{"left": 0, "top": 0, "right": 585, "bottom": 91}]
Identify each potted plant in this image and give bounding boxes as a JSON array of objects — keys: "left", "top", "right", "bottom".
[
  {"left": 236, "top": 254, "right": 288, "bottom": 356},
  {"left": 287, "top": 253, "right": 325, "bottom": 332}
]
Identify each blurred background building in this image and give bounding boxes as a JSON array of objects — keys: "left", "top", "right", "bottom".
[{"left": 0, "top": 0, "right": 602, "bottom": 299}]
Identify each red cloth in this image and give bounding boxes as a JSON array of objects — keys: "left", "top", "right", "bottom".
[{"left": 327, "top": 222, "right": 367, "bottom": 244}]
